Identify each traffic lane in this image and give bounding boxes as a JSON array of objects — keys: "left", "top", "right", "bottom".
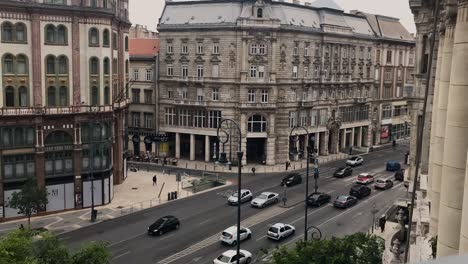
[{"left": 170, "top": 174, "right": 402, "bottom": 264}]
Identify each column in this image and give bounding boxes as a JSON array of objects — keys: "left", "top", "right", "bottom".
[
  {"left": 73, "top": 126, "right": 83, "bottom": 208},
  {"left": 205, "top": 135, "right": 210, "bottom": 162},
  {"left": 350, "top": 127, "right": 355, "bottom": 147},
  {"left": 175, "top": 133, "right": 180, "bottom": 159},
  {"left": 357, "top": 127, "right": 363, "bottom": 147},
  {"left": 266, "top": 137, "right": 276, "bottom": 166},
  {"left": 340, "top": 129, "right": 346, "bottom": 150},
  {"left": 189, "top": 134, "right": 195, "bottom": 161},
  {"left": 438, "top": 4, "right": 468, "bottom": 256},
  {"left": 459, "top": 150, "right": 468, "bottom": 254},
  {"left": 31, "top": 14, "right": 42, "bottom": 106},
  {"left": 433, "top": 21, "right": 455, "bottom": 240},
  {"left": 315, "top": 132, "right": 320, "bottom": 155},
  {"left": 72, "top": 16, "right": 81, "bottom": 105},
  {"left": 319, "top": 131, "right": 329, "bottom": 156}
]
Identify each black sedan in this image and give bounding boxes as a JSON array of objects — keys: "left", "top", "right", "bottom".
[
  {"left": 307, "top": 193, "right": 331, "bottom": 207},
  {"left": 333, "top": 166, "right": 353, "bottom": 178},
  {"left": 395, "top": 169, "right": 405, "bottom": 181},
  {"left": 333, "top": 195, "right": 358, "bottom": 209},
  {"left": 349, "top": 184, "right": 371, "bottom": 199},
  {"left": 147, "top": 215, "right": 180, "bottom": 236},
  {"left": 281, "top": 173, "right": 302, "bottom": 187}
]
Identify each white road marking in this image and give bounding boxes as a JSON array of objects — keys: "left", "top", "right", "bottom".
[
  {"left": 289, "top": 204, "right": 332, "bottom": 225},
  {"left": 197, "top": 219, "right": 212, "bottom": 226},
  {"left": 113, "top": 251, "right": 131, "bottom": 259},
  {"left": 159, "top": 233, "right": 176, "bottom": 241},
  {"left": 109, "top": 232, "right": 146, "bottom": 247}
]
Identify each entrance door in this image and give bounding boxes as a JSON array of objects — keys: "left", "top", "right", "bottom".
[{"left": 247, "top": 138, "right": 266, "bottom": 164}]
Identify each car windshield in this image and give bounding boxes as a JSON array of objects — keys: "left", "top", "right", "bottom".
[
  {"left": 350, "top": 157, "right": 359, "bottom": 160},
  {"left": 376, "top": 180, "right": 385, "bottom": 183},
  {"left": 351, "top": 185, "right": 361, "bottom": 191},
  {"left": 258, "top": 194, "right": 268, "bottom": 199},
  {"left": 153, "top": 218, "right": 166, "bottom": 227},
  {"left": 269, "top": 227, "right": 279, "bottom": 233},
  {"left": 222, "top": 231, "right": 232, "bottom": 237},
  {"left": 232, "top": 193, "right": 239, "bottom": 197},
  {"left": 310, "top": 194, "right": 321, "bottom": 199},
  {"left": 217, "top": 255, "right": 231, "bottom": 262},
  {"left": 336, "top": 167, "right": 344, "bottom": 171},
  {"left": 336, "top": 196, "right": 347, "bottom": 202}
]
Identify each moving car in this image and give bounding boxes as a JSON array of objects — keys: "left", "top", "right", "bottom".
[
  {"left": 356, "top": 173, "right": 375, "bottom": 185},
  {"left": 346, "top": 156, "right": 364, "bottom": 167},
  {"left": 251, "top": 192, "right": 279, "bottom": 208},
  {"left": 349, "top": 184, "right": 371, "bottom": 199},
  {"left": 333, "top": 166, "right": 353, "bottom": 178},
  {"left": 386, "top": 160, "right": 401, "bottom": 171},
  {"left": 213, "top": 250, "right": 252, "bottom": 264},
  {"left": 281, "top": 173, "right": 302, "bottom": 187},
  {"left": 228, "top": 189, "right": 253, "bottom": 205},
  {"left": 220, "top": 226, "right": 252, "bottom": 246},
  {"left": 307, "top": 192, "right": 331, "bottom": 207},
  {"left": 333, "top": 195, "right": 358, "bottom": 209},
  {"left": 375, "top": 179, "right": 394, "bottom": 190},
  {"left": 267, "top": 223, "right": 295, "bottom": 241},
  {"left": 395, "top": 169, "right": 405, "bottom": 181},
  {"left": 147, "top": 215, "right": 180, "bottom": 236}
]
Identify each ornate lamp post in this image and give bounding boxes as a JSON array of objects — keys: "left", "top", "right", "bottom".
[{"left": 216, "top": 119, "right": 242, "bottom": 263}]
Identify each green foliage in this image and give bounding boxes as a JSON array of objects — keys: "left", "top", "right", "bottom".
[
  {"left": 0, "top": 230, "right": 111, "bottom": 264},
  {"left": 8, "top": 177, "right": 48, "bottom": 226},
  {"left": 272, "top": 232, "right": 384, "bottom": 264}
]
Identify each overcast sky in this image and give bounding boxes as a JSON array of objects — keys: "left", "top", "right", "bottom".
[{"left": 129, "top": 0, "right": 416, "bottom": 33}]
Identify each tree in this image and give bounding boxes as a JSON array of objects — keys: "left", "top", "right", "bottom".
[
  {"left": 272, "top": 232, "right": 384, "bottom": 264},
  {"left": 8, "top": 177, "right": 48, "bottom": 227},
  {"left": 71, "top": 242, "right": 111, "bottom": 264}
]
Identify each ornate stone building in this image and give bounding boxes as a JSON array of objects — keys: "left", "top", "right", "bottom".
[
  {"left": 409, "top": 0, "right": 468, "bottom": 257},
  {"left": 156, "top": 0, "right": 414, "bottom": 166},
  {"left": 0, "top": 0, "right": 130, "bottom": 219}
]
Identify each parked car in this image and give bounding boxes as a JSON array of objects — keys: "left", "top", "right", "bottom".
[
  {"left": 346, "top": 156, "right": 364, "bottom": 167},
  {"left": 251, "top": 192, "right": 279, "bottom": 208},
  {"left": 349, "top": 184, "right": 371, "bottom": 199},
  {"left": 356, "top": 173, "right": 375, "bottom": 184},
  {"left": 147, "top": 215, "right": 180, "bottom": 236},
  {"left": 213, "top": 249, "right": 252, "bottom": 264},
  {"left": 375, "top": 179, "right": 394, "bottom": 190},
  {"left": 333, "top": 166, "right": 353, "bottom": 178},
  {"left": 333, "top": 195, "right": 358, "bottom": 209},
  {"left": 220, "top": 226, "right": 252, "bottom": 246},
  {"left": 386, "top": 160, "right": 401, "bottom": 171},
  {"left": 281, "top": 173, "right": 302, "bottom": 187},
  {"left": 307, "top": 192, "right": 331, "bottom": 207},
  {"left": 395, "top": 169, "right": 405, "bottom": 181},
  {"left": 228, "top": 189, "right": 253, "bottom": 205},
  {"left": 267, "top": 223, "right": 295, "bottom": 241}
]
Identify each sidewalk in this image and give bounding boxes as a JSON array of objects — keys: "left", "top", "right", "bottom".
[{"left": 0, "top": 170, "right": 230, "bottom": 236}]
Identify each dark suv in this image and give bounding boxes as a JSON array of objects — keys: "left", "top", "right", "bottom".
[
  {"left": 148, "top": 215, "right": 180, "bottom": 236},
  {"left": 349, "top": 184, "right": 371, "bottom": 199},
  {"left": 307, "top": 193, "right": 331, "bottom": 207},
  {"left": 395, "top": 169, "right": 405, "bottom": 181},
  {"left": 281, "top": 173, "right": 302, "bottom": 187},
  {"left": 333, "top": 167, "right": 353, "bottom": 178}
]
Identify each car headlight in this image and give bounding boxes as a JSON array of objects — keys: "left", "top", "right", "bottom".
[{"left": 154, "top": 229, "right": 158, "bottom": 232}]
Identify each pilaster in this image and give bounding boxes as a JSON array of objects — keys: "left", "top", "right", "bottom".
[
  {"left": 31, "top": 14, "right": 42, "bottom": 106},
  {"left": 189, "top": 134, "right": 195, "bottom": 161},
  {"left": 72, "top": 16, "right": 81, "bottom": 105},
  {"left": 205, "top": 135, "right": 210, "bottom": 162},
  {"left": 175, "top": 132, "right": 180, "bottom": 159}
]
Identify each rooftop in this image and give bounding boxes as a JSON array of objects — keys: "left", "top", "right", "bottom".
[{"left": 129, "top": 39, "right": 159, "bottom": 57}]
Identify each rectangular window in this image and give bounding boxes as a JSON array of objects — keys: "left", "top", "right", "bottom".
[
  {"left": 304, "top": 47, "right": 309, "bottom": 56},
  {"left": 131, "top": 89, "right": 140, "bottom": 103},
  {"left": 319, "top": 109, "right": 328, "bottom": 126},
  {"left": 261, "top": 89, "right": 268, "bottom": 103},
  {"left": 314, "top": 65, "right": 320, "bottom": 78},
  {"left": 385, "top": 68, "right": 392, "bottom": 81},
  {"left": 165, "top": 108, "right": 175, "bottom": 125},
  {"left": 131, "top": 112, "right": 140, "bottom": 127},
  {"left": 193, "top": 110, "right": 206, "bottom": 128},
  {"left": 376, "top": 50, "right": 381, "bottom": 63},
  {"left": 144, "top": 113, "right": 153, "bottom": 129},
  {"left": 212, "top": 88, "right": 219, "bottom": 101},
  {"left": 168, "top": 89, "right": 173, "bottom": 99},
  {"left": 182, "top": 45, "right": 188, "bottom": 54},
  {"left": 248, "top": 89, "right": 255, "bottom": 103},
  {"left": 258, "top": 65, "right": 265, "bottom": 79},
  {"left": 382, "top": 105, "right": 392, "bottom": 119},
  {"left": 293, "top": 46, "right": 298, "bottom": 56},
  {"left": 178, "top": 109, "right": 191, "bottom": 127},
  {"left": 250, "top": 44, "right": 258, "bottom": 54},
  {"left": 259, "top": 44, "right": 266, "bottom": 55},
  {"left": 213, "top": 44, "right": 219, "bottom": 54},
  {"left": 300, "top": 110, "right": 307, "bottom": 127},
  {"left": 181, "top": 87, "right": 188, "bottom": 99},
  {"left": 289, "top": 112, "right": 297, "bottom": 128},
  {"left": 197, "top": 44, "right": 204, "bottom": 54},
  {"left": 386, "top": 50, "right": 392, "bottom": 63},
  {"left": 146, "top": 69, "right": 152, "bottom": 81},
  {"left": 212, "top": 64, "right": 219, "bottom": 78},
  {"left": 304, "top": 66, "right": 309, "bottom": 78},
  {"left": 399, "top": 51, "right": 403, "bottom": 65},
  {"left": 293, "top": 65, "right": 298, "bottom": 79},
  {"left": 132, "top": 69, "right": 139, "bottom": 81},
  {"left": 167, "top": 44, "right": 173, "bottom": 54},
  {"left": 375, "top": 68, "right": 380, "bottom": 80},
  {"left": 409, "top": 52, "right": 414, "bottom": 65},
  {"left": 250, "top": 66, "right": 257, "bottom": 78},
  {"left": 398, "top": 69, "right": 402, "bottom": 80},
  {"left": 394, "top": 105, "right": 402, "bottom": 117},
  {"left": 167, "top": 65, "right": 173, "bottom": 76},
  {"left": 144, "top": 90, "right": 153, "bottom": 104},
  {"left": 367, "top": 47, "right": 372, "bottom": 60},
  {"left": 310, "top": 109, "right": 318, "bottom": 127},
  {"left": 197, "top": 88, "right": 204, "bottom": 101},
  {"left": 197, "top": 65, "right": 204, "bottom": 80},
  {"left": 209, "top": 111, "right": 222, "bottom": 128},
  {"left": 182, "top": 65, "right": 188, "bottom": 79},
  {"left": 383, "top": 86, "right": 392, "bottom": 98},
  {"left": 359, "top": 46, "right": 364, "bottom": 59}
]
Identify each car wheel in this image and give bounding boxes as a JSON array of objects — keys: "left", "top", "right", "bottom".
[
  {"left": 246, "top": 257, "right": 252, "bottom": 264},
  {"left": 175, "top": 224, "right": 180, "bottom": 229},
  {"left": 274, "top": 198, "right": 279, "bottom": 203},
  {"left": 247, "top": 233, "right": 252, "bottom": 239},
  {"left": 261, "top": 203, "right": 266, "bottom": 208},
  {"left": 292, "top": 229, "right": 295, "bottom": 235}
]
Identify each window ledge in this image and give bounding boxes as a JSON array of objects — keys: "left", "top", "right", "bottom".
[{"left": 44, "top": 42, "right": 68, "bottom": 46}]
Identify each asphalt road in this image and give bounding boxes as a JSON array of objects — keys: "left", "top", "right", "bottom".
[{"left": 62, "top": 146, "right": 408, "bottom": 264}]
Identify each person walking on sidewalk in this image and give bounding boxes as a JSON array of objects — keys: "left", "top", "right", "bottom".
[
  {"left": 152, "top": 175, "right": 157, "bottom": 186},
  {"left": 379, "top": 216, "right": 387, "bottom": 233},
  {"left": 349, "top": 146, "right": 353, "bottom": 155},
  {"left": 251, "top": 167, "right": 256, "bottom": 175},
  {"left": 392, "top": 140, "right": 397, "bottom": 150}
]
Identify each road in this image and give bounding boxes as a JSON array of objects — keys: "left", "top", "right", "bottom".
[{"left": 62, "top": 146, "right": 408, "bottom": 264}]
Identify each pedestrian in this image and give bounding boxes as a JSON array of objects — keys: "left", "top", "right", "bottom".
[
  {"left": 379, "top": 216, "right": 387, "bottom": 233},
  {"left": 251, "top": 167, "right": 256, "bottom": 175},
  {"left": 285, "top": 161, "right": 290, "bottom": 171},
  {"left": 152, "top": 175, "right": 157, "bottom": 186},
  {"left": 349, "top": 146, "right": 353, "bottom": 155},
  {"left": 19, "top": 224, "right": 24, "bottom": 230},
  {"left": 392, "top": 140, "right": 397, "bottom": 149}
]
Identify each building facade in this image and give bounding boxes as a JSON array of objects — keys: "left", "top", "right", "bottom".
[
  {"left": 127, "top": 26, "right": 160, "bottom": 157},
  {"left": 156, "top": 0, "right": 414, "bottom": 166},
  {"left": 409, "top": 0, "right": 468, "bottom": 257},
  {"left": 0, "top": 0, "right": 130, "bottom": 219}
]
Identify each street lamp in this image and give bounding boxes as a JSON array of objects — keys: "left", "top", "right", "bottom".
[
  {"left": 216, "top": 119, "right": 242, "bottom": 264},
  {"left": 289, "top": 126, "right": 318, "bottom": 241}
]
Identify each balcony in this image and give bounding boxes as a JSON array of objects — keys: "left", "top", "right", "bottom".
[
  {"left": 239, "top": 102, "right": 276, "bottom": 109},
  {"left": 354, "top": 97, "right": 368, "bottom": 104},
  {"left": 0, "top": 105, "right": 115, "bottom": 116},
  {"left": 173, "top": 100, "right": 207, "bottom": 107}
]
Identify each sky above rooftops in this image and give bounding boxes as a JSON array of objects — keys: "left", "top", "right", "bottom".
[{"left": 130, "top": 0, "right": 416, "bottom": 33}]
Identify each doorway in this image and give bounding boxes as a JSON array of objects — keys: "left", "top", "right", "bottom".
[{"left": 247, "top": 138, "right": 266, "bottom": 164}]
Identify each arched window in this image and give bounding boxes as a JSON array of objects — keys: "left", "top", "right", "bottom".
[
  {"left": 91, "top": 86, "right": 99, "bottom": 105},
  {"left": 46, "top": 55, "right": 56, "bottom": 74},
  {"left": 57, "top": 25, "right": 67, "bottom": 44},
  {"left": 19, "top": 86, "right": 27, "bottom": 107},
  {"left": 58, "top": 56, "right": 68, "bottom": 74},
  {"left": 104, "top": 86, "right": 110, "bottom": 105},
  {"left": 15, "top": 23, "right": 26, "bottom": 42},
  {"left": 125, "top": 36, "right": 129, "bottom": 51},
  {"left": 47, "top": 86, "right": 56, "bottom": 106},
  {"left": 248, "top": 115, "right": 267, "bottom": 132},
  {"left": 89, "top": 28, "right": 99, "bottom": 46},
  {"left": 91, "top": 0, "right": 97, "bottom": 8},
  {"left": 103, "top": 57, "right": 110, "bottom": 75},
  {"left": 90, "top": 57, "right": 99, "bottom": 75},
  {"left": 17, "top": 55, "right": 28, "bottom": 74},
  {"left": 5, "top": 86, "right": 15, "bottom": 107},
  {"left": 2, "top": 54, "right": 14, "bottom": 74},
  {"left": 59, "top": 86, "right": 68, "bottom": 106},
  {"left": 1, "top": 22, "right": 13, "bottom": 41},
  {"left": 103, "top": 29, "right": 109, "bottom": 46},
  {"left": 257, "top": 8, "right": 263, "bottom": 18},
  {"left": 46, "top": 25, "right": 55, "bottom": 43}
]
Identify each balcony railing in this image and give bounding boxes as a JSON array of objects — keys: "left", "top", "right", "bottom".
[
  {"left": 239, "top": 102, "right": 276, "bottom": 109},
  {"left": 1, "top": 105, "right": 117, "bottom": 116},
  {"left": 173, "top": 100, "right": 207, "bottom": 107}
]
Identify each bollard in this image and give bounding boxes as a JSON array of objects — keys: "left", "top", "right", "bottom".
[
  {"left": 174, "top": 191, "right": 178, "bottom": 199},
  {"left": 195, "top": 164, "right": 197, "bottom": 170},
  {"left": 168, "top": 192, "right": 171, "bottom": 201}
]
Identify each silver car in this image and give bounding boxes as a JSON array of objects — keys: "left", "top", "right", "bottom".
[
  {"left": 227, "top": 189, "right": 253, "bottom": 205},
  {"left": 251, "top": 192, "right": 279, "bottom": 208}
]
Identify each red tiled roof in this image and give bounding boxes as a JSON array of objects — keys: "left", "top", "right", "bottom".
[{"left": 129, "top": 39, "right": 159, "bottom": 56}]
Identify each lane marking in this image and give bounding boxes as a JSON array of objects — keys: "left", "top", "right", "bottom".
[
  {"left": 198, "top": 219, "right": 212, "bottom": 226},
  {"left": 159, "top": 233, "right": 176, "bottom": 241},
  {"left": 109, "top": 232, "right": 146, "bottom": 247},
  {"left": 113, "top": 251, "right": 131, "bottom": 260}
]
